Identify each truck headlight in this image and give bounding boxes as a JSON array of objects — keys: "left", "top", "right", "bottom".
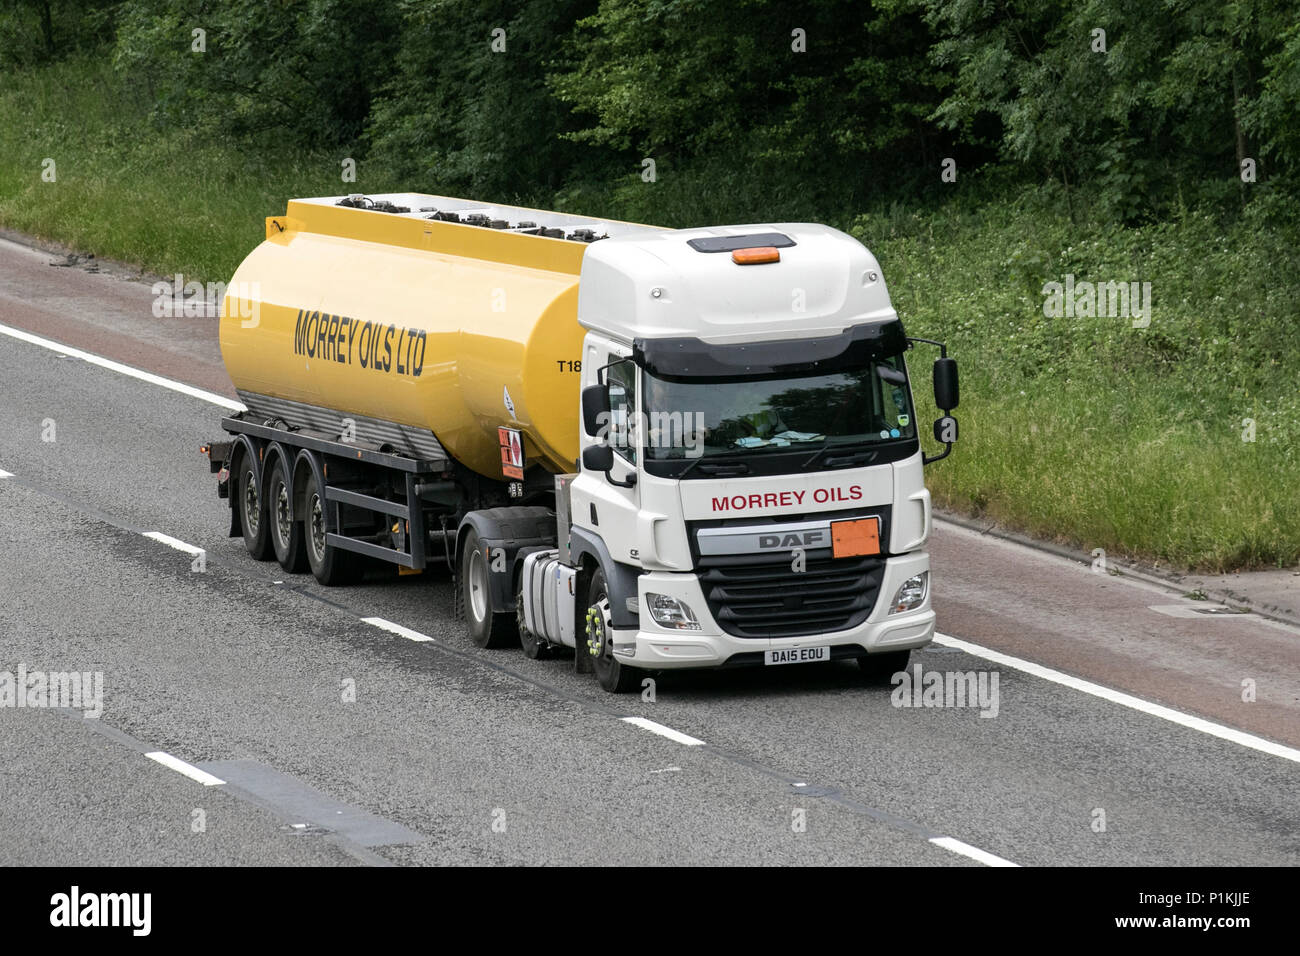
[
  {"left": 645, "top": 593, "right": 701, "bottom": 630},
  {"left": 888, "top": 572, "right": 928, "bottom": 614}
]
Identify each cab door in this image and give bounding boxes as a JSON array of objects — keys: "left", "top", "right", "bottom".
[{"left": 569, "top": 335, "right": 639, "bottom": 555}]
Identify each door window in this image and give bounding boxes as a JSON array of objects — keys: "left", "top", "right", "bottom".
[{"left": 607, "top": 359, "right": 637, "bottom": 465}]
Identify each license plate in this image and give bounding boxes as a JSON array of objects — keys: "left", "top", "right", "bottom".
[{"left": 765, "top": 646, "right": 830, "bottom": 666}]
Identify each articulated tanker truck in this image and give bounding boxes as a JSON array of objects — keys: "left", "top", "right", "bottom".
[{"left": 204, "top": 193, "right": 959, "bottom": 692}]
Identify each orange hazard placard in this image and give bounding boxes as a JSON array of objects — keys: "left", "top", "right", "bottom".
[
  {"left": 498, "top": 427, "right": 524, "bottom": 480},
  {"left": 831, "top": 517, "right": 881, "bottom": 558}
]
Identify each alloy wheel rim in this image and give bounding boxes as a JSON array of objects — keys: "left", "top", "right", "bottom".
[
  {"left": 309, "top": 494, "right": 326, "bottom": 561},
  {"left": 243, "top": 470, "right": 259, "bottom": 535},
  {"left": 275, "top": 482, "right": 291, "bottom": 544},
  {"left": 467, "top": 547, "right": 488, "bottom": 623}
]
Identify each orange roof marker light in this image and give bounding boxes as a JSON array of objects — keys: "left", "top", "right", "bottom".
[{"left": 731, "top": 246, "right": 781, "bottom": 265}]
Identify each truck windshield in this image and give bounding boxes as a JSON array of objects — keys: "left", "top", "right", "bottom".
[{"left": 637, "top": 354, "right": 916, "bottom": 465}]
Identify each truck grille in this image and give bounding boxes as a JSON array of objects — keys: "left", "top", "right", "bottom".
[{"left": 697, "top": 553, "right": 884, "bottom": 639}]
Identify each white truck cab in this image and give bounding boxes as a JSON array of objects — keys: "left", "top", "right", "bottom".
[{"left": 520, "top": 222, "right": 959, "bottom": 692}]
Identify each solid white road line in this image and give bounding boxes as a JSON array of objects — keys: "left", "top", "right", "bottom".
[
  {"left": 0, "top": 468, "right": 13, "bottom": 478},
  {"left": 362, "top": 616, "right": 435, "bottom": 642},
  {"left": 0, "top": 321, "right": 245, "bottom": 411},
  {"left": 142, "top": 531, "right": 205, "bottom": 556},
  {"left": 621, "top": 716, "right": 706, "bottom": 747},
  {"left": 935, "top": 631, "right": 1300, "bottom": 765},
  {"left": 145, "top": 751, "right": 226, "bottom": 786},
  {"left": 929, "top": 836, "right": 1020, "bottom": 867}
]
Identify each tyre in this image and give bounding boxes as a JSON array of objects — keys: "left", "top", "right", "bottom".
[
  {"left": 516, "top": 577, "right": 551, "bottom": 660},
  {"left": 858, "top": 649, "right": 910, "bottom": 682},
  {"left": 267, "top": 457, "right": 308, "bottom": 573},
  {"left": 587, "top": 569, "right": 643, "bottom": 693},
  {"left": 236, "top": 454, "right": 273, "bottom": 561},
  {"left": 460, "top": 528, "right": 516, "bottom": 648},
  {"left": 302, "top": 467, "right": 362, "bottom": 586}
]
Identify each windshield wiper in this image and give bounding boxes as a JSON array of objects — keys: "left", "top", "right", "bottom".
[
  {"left": 667, "top": 434, "right": 860, "bottom": 478},
  {"left": 823, "top": 450, "right": 877, "bottom": 468},
  {"left": 672, "top": 447, "right": 751, "bottom": 479},
  {"left": 800, "top": 441, "right": 878, "bottom": 470},
  {"left": 695, "top": 461, "right": 751, "bottom": 476}
]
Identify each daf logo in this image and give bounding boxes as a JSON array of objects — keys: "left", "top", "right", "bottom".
[
  {"left": 758, "top": 531, "right": 826, "bottom": 549},
  {"left": 696, "top": 521, "right": 840, "bottom": 557}
]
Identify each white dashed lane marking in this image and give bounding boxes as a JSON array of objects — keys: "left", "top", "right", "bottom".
[
  {"left": 142, "top": 531, "right": 205, "bottom": 556},
  {"left": 929, "top": 836, "right": 1020, "bottom": 867},
  {"left": 145, "top": 751, "right": 226, "bottom": 787},
  {"left": 362, "top": 616, "right": 436, "bottom": 643},
  {"left": 621, "top": 716, "right": 706, "bottom": 747}
]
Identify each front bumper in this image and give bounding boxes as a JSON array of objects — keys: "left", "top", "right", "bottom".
[{"left": 615, "top": 553, "right": 934, "bottom": 669}]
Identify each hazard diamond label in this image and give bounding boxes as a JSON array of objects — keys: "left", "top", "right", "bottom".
[{"left": 498, "top": 427, "right": 524, "bottom": 480}]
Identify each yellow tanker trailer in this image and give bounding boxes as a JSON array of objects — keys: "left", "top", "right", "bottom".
[
  {"left": 220, "top": 194, "right": 660, "bottom": 477},
  {"left": 204, "top": 193, "right": 960, "bottom": 693}
]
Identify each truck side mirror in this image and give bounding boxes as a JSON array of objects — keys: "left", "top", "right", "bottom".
[
  {"left": 581, "top": 442, "right": 636, "bottom": 488},
  {"left": 581, "top": 384, "right": 609, "bottom": 437},
  {"left": 582, "top": 443, "right": 613, "bottom": 473},
  {"left": 933, "top": 357, "right": 959, "bottom": 411}
]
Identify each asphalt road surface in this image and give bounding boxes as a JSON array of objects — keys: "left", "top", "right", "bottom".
[{"left": 1, "top": 236, "right": 1296, "bottom": 866}]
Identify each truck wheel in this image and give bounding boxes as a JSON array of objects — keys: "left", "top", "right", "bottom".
[
  {"left": 302, "top": 468, "right": 361, "bottom": 586},
  {"left": 268, "top": 457, "right": 308, "bottom": 573},
  {"left": 236, "top": 457, "right": 273, "bottom": 561},
  {"left": 587, "top": 569, "right": 642, "bottom": 693},
  {"left": 460, "top": 529, "right": 515, "bottom": 648},
  {"left": 859, "top": 649, "right": 910, "bottom": 682},
  {"left": 516, "top": 578, "right": 551, "bottom": 660}
]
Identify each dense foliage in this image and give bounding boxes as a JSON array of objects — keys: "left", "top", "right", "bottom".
[{"left": 4, "top": 0, "right": 1296, "bottom": 216}]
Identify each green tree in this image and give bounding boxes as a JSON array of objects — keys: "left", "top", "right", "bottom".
[
  {"left": 0, "top": 0, "right": 120, "bottom": 65},
  {"left": 114, "top": 0, "right": 401, "bottom": 145},
  {"left": 924, "top": 0, "right": 1299, "bottom": 218},
  {"left": 548, "top": 0, "right": 951, "bottom": 213},
  {"left": 366, "top": 0, "right": 597, "bottom": 198}
]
